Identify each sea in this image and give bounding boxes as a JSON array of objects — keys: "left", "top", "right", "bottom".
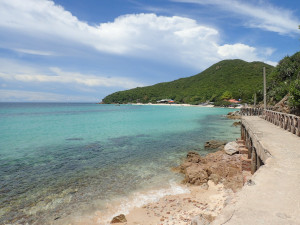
[{"left": 0, "top": 103, "right": 240, "bottom": 224}]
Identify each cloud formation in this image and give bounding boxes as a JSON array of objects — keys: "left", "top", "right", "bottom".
[
  {"left": 0, "top": 0, "right": 273, "bottom": 70},
  {"left": 172, "top": 0, "right": 300, "bottom": 35},
  {"left": 0, "top": 59, "right": 143, "bottom": 89},
  {"left": 0, "top": 89, "right": 94, "bottom": 102},
  {"left": 0, "top": 70, "right": 143, "bottom": 89},
  {"left": 13, "top": 48, "right": 54, "bottom": 56}
]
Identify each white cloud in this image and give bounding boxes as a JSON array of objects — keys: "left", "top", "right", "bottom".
[
  {"left": 0, "top": 0, "right": 274, "bottom": 70},
  {"left": 265, "top": 61, "right": 278, "bottom": 67},
  {"left": 172, "top": 0, "right": 300, "bottom": 35},
  {"left": 13, "top": 48, "right": 54, "bottom": 56},
  {"left": 0, "top": 89, "right": 96, "bottom": 102},
  {"left": 0, "top": 59, "right": 144, "bottom": 89},
  {"left": 218, "top": 44, "right": 256, "bottom": 60}
]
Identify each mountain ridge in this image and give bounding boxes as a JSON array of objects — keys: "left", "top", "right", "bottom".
[{"left": 102, "top": 59, "right": 274, "bottom": 104}]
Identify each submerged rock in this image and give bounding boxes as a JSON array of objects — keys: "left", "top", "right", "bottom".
[
  {"left": 204, "top": 140, "right": 226, "bottom": 149},
  {"left": 232, "top": 121, "right": 241, "bottom": 126},
  {"left": 111, "top": 214, "right": 127, "bottom": 223}
]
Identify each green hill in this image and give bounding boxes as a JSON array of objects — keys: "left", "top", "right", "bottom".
[{"left": 102, "top": 59, "right": 274, "bottom": 104}]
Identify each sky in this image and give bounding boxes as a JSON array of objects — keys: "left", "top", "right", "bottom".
[{"left": 0, "top": 0, "right": 299, "bottom": 102}]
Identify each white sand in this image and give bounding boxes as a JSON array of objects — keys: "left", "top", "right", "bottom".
[{"left": 59, "top": 181, "right": 234, "bottom": 225}]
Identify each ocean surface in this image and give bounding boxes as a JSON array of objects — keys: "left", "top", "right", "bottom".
[{"left": 0, "top": 103, "right": 240, "bottom": 224}]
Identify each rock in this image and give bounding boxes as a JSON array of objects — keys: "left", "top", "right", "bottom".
[
  {"left": 178, "top": 148, "right": 244, "bottom": 192},
  {"left": 184, "top": 164, "right": 208, "bottom": 185},
  {"left": 191, "top": 215, "right": 210, "bottom": 225},
  {"left": 204, "top": 140, "right": 227, "bottom": 149},
  {"left": 227, "top": 111, "right": 241, "bottom": 119},
  {"left": 224, "top": 141, "right": 239, "bottom": 155},
  {"left": 186, "top": 151, "right": 203, "bottom": 163},
  {"left": 209, "top": 174, "right": 221, "bottom": 184},
  {"left": 200, "top": 183, "right": 209, "bottom": 190},
  {"left": 232, "top": 121, "right": 241, "bottom": 126},
  {"left": 227, "top": 111, "right": 241, "bottom": 116},
  {"left": 111, "top": 214, "right": 127, "bottom": 223},
  {"left": 273, "top": 94, "right": 290, "bottom": 114}
]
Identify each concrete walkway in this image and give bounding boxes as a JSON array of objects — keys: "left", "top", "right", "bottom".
[{"left": 212, "top": 116, "right": 300, "bottom": 225}]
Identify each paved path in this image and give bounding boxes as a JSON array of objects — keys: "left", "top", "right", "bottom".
[{"left": 212, "top": 116, "right": 300, "bottom": 225}]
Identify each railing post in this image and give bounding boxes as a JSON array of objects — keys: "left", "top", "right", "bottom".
[
  {"left": 251, "top": 147, "right": 257, "bottom": 174},
  {"left": 297, "top": 117, "right": 300, "bottom": 137}
]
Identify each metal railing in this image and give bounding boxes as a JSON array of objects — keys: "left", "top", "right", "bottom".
[{"left": 241, "top": 108, "right": 300, "bottom": 137}]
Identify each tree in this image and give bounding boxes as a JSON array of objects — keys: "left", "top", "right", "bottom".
[
  {"left": 289, "top": 78, "right": 300, "bottom": 109},
  {"left": 221, "top": 91, "right": 232, "bottom": 100}
]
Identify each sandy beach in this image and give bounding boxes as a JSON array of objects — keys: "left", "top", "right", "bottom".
[
  {"left": 116, "top": 181, "right": 234, "bottom": 225},
  {"left": 57, "top": 181, "right": 234, "bottom": 225}
]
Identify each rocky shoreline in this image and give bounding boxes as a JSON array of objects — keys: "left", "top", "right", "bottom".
[
  {"left": 177, "top": 146, "right": 243, "bottom": 192},
  {"left": 108, "top": 137, "right": 252, "bottom": 225}
]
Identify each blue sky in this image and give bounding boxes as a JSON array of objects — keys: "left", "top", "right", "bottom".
[{"left": 0, "top": 0, "right": 299, "bottom": 102}]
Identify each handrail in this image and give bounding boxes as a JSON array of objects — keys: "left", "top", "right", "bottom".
[{"left": 241, "top": 108, "right": 300, "bottom": 137}]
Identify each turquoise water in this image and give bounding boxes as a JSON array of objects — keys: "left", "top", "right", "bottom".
[{"left": 0, "top": 103, "right": 239, "bottom": 224}]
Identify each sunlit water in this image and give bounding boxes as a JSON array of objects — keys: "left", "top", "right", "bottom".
[{"left": 0, "top": 103, "right": 240, "bottom": 224}]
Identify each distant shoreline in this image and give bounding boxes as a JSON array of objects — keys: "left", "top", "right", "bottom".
[
  {"left": 131, "top": 103, "right": 215, "bottom": 107},
  {"left": 130, "top": 103, "right": 242, "bottom": 109}
]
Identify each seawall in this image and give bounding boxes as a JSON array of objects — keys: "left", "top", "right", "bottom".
[{"left": 211, "top": 112, "right": 300, "bottom": 225}]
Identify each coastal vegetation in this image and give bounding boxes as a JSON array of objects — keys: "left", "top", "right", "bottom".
[
  {"left": 102, "top": 51, "right": 300, "bottom": 111},
  {"left": 268, "top": 51, "right": 300, "bottom": 111}
]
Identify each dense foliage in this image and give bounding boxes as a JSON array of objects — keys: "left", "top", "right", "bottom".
[
  {"left": 268, "top": 51, "right": 300, "bottom": 109},
  {"left": 102, "top": 59, "right": 274, "bottom": 104}
]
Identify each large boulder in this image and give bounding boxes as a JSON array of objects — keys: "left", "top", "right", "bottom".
[{"left": 224, "top": 141, "right": 239, "bottom": 155}]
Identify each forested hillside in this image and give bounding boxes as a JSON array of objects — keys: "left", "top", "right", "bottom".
[{"left": 102, "top": 59, "right": 274, "bottom": 104}]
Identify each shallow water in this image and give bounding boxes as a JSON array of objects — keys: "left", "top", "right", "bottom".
[{"left": 0, "top": 103, "right": 240, "bottom": 224}]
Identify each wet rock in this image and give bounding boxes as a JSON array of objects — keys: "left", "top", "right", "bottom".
[
  {"left": 227, "top": 111, "right": 241, "bottom": 119},
  {"left": 232, "top": 121, "right": 241, "bottom": 126},
  {"left": 224, "top": 142, "right": 239, "bottom": 155},
  {"left": 186, "top": 151, "right": 203, "bottom": 163},
  {"left": 111, "top": 214, "right": 127, "bottom": 223},
  {"left": 204, "top": 140, "right": 227, "bottom": 149},
  {"left": 65, "top": 137, "right": 84, "bottom": 141}
]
